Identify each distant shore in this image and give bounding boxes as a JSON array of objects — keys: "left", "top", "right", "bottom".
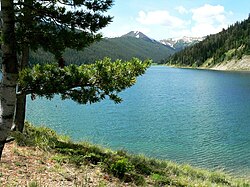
[
  {"left": 209, "top": 55, "right": 250, "bottom": 71},
  {"left": 167, "top": 55, "right": 250, "bottom": 72}
]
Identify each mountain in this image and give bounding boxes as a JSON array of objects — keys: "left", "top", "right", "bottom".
[
  {"left": 122, "top": 31, "right": 149, "bottom": 39},
  {"left": 123, "top": 31, "right": 204, "bottom": 50},
  {"left": 29, "top": 31, "right": 175, "bottom": 65},
  {"left": 160, "top": 36, "right": 204, "bottom": 51},
  {"left": 166, "top": 15, "right": 250, "bottom": 69},
  {"left": 122, "top": 31, "right": 158, "bottom": 43},
  {"left": 65, "top": 31, "right": 175, "bottom": 64}
]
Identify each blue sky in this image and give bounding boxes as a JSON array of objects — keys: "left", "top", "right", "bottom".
[{"left": 100, "top": 0, "right": 249, "bottom": 40}]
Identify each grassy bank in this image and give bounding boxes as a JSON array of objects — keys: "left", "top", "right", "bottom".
[{"left": 1, "top": 123, "right": 250, "bottom": 186}]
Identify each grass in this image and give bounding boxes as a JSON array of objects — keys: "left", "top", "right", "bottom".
[{"left": 1, "top": 122, "right": 250, "bottom": 186}]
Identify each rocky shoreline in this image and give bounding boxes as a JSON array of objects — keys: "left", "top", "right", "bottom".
[
  {"left": 209, "top": 55, "right": 250, "bottom": 71},
  {"left": 167, "top": 55, "right": 250, "bottom": 72}
]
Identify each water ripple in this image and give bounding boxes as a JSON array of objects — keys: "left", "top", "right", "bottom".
[{"left": 26, "top": 66, "right": 250, "bottom": 178}]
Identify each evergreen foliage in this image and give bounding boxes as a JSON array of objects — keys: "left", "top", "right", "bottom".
[
  {"left": 6, "top": 0, "right": 116, "bottom": 133},
  {"left": 18, "top": 58, "right": 151, "bottom": 104},
  {"left": 14, "top": 0, "right": 113, "bottom": 59},
  {"left": 0, "top": 0, "right": 151, "bottom": 146},
  {"left": 0, "top": 0, "right": 113, "bottom": 62},
  {"left": 166, "top": 15, "right": 250, "bottom": 67}
]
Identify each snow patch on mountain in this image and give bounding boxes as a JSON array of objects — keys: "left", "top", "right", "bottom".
[
  {"left": 119, "top": 31, "right": 204, "bottom": 51},
  {"left": 122, "top": 31, "right": 158, "bottom": 43},
  {"left": 160, "top": 36, "right": 205, "bottom": 49}
]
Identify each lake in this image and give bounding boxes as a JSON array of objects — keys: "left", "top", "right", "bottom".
[{"left": 25, "top": 66, "right": 250, "bottom": 178}]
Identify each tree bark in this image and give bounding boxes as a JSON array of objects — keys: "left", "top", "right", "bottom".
[
  {"left": 15, "top": 94, "right": 27, "bottom": 132},
  {"left": 15, "top": 45, "right": 29, "bottom": 132},
  {"left": 14, "top": 0, "right": 33, "bottom": 133},
  {"left": 0, "top": 0, "right": 18, "bottom": 159}
]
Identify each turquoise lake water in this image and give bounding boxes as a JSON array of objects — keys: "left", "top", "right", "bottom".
[{"left": 25, "top": 66, "right": 250, "bottom": 177}]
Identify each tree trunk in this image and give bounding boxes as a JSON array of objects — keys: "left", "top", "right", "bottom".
[
  {"left": 0, "top": 0, "right": 18, "bottom": 159},
  {"left": 14, "top": 0, "right": 33, "bottom": 133},
  {"left": 15, "top": 46, "right": 29, "bottom": 132},
  {"left": 15, "top": 94, "right": 27, "bottom": 132}
]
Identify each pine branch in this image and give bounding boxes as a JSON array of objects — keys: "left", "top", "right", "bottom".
[{"left": 18, "top": 58, "right": 151, "bottom": 104}]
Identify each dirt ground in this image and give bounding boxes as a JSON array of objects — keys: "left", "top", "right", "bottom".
[{"left": 0, "top": 142, "right": 129, "bottom": 187}]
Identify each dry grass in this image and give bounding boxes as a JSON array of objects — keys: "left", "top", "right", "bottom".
[
  {"left": 0, "top": 142, "right": 130, "bottom": 187},
  {"left": 1, "top": 124, "right": 249, "bottom": 187}
]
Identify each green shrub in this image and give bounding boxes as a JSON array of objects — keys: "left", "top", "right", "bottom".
[
  {"left": 12, "top": 122, "right": 63, "bottom": 150},
  {"left": 116, "top": 149, "right": 128, "bottom": 157},
  {"left": 125, "top": 172, "right": 145, "bottom": 186},
  {"left": 110, "top": 158, "right": 134, "bottom": 178},
  {"left": 129, "top": 155, "right": 152, "bottom": 175},
  {"left": 152, "top": 173, "right": 171, "bottom": 186},
  {"left": 84, "top": 153, "right": 103, "bottom": 165}
]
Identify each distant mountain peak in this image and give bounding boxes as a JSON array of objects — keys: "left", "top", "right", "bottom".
[
  {"left": 122, "top": 31, "right": 148, "bottom": 39},
  {"left": 122, "top": 31, "right": 159, "bottom": 43},
  {"left": 160, "top": 36, "right": 205, "bottom": 51},
  {"left": 133, "top": 31, "right": 142, "bottom": 38}
]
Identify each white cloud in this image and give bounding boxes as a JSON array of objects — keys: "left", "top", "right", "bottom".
[
  {"left": 191, "top": 23, "right": 221, "bottom": 37},
  {"left": 175, "top": 6, "right": 188, "bottom": 14},
  {"left": 106, "top": 3, "right": 233, "bottom": 39},
  {"left": 190, "top": 4, "right": 228, "bottom": 36},
  {"left": 136, "top": 10, "right": 185, "bottom": 28},
  {"left": 135, "top": 5, "right": 229, "bottom": 38},
  {"left": 191, "top": 4, "right": 225, "bottom": 24}
]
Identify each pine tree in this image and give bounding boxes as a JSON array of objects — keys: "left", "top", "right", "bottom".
[
  {"left": 0, "top": 0, "right": 151, "bottom": 159},
  {"left": 14, "top": 0, "right": 113, "bottom": 132}
]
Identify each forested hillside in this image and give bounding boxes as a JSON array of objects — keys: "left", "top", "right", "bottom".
[
  {"left": 166, "top": 15, "right": 250, "bottom": 67},
  {"left": 29, "top": 35, "right": 175, "bottom": 65}
]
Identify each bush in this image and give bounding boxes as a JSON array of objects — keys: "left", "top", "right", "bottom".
[
  {"left": 12, "top": 122, "right": 61, "bottom": 150},
  {"left": 110, "top": 158, "right": 134, "bottom": 178}
]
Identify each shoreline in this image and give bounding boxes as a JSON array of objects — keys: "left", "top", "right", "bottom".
[
  {"left": 1, "top": 123, "right": 249, "bottom": 186},
  {"left": 166, "top": 55, "right": 250, "bottom": 72}
]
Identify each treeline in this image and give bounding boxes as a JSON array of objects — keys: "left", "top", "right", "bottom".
[
  {"left": 28, "top": 36, "right": 175, "bottom": 66},
  {"left": 1, "top": 35, "right": 174, "bottom": 67},
  {"left": 166, "top": 15, "right": 250, "bottom": 67}
]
